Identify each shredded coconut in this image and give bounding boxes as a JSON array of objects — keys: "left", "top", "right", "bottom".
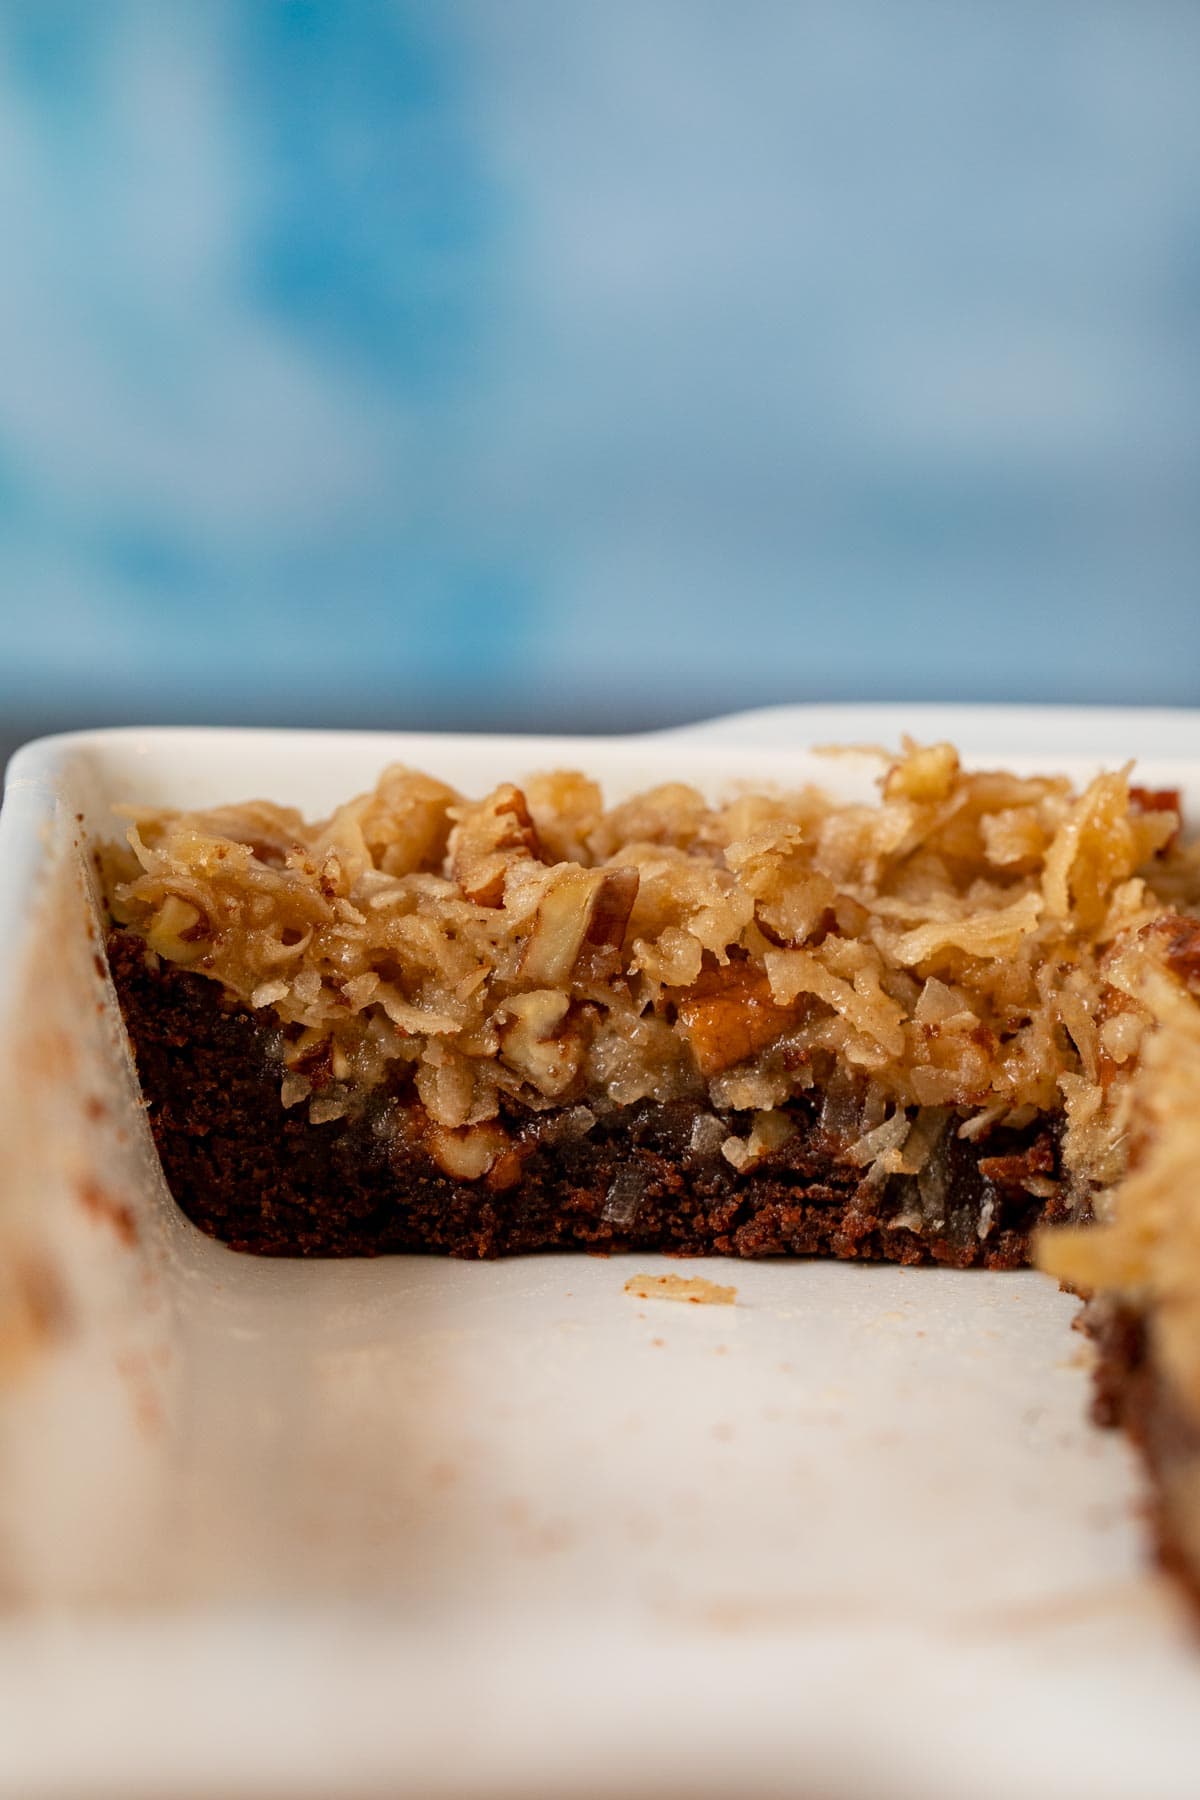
[{"left": 1038, "top": 915, "right": 1200, "bottom": 1410}]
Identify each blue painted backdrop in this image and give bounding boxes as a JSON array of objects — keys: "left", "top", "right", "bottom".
[{"left": 1, "top": 1, "right": 1197, "bottom": 732}]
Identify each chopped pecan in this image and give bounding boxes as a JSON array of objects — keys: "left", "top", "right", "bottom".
[
  {"left": 425, "top": 1121, "right": 511, "bottom": 1181},
  {"left": 978, "top": 1134, "right": 1056, "bottom": 1190},
  {"left": 498, "top": 989, "right": 582, "bottom": 1096},
  {"left": 673, "top": 961, "right": 805, "bottom": 1078},
  {"left": 145, "top": 895, "right": 208, "bottom": 963},
  {"left": 1129, "top": 786, "right": 1182, "bottom": 853},
  {"left": 450, "top": 784, "right": 544, "bottom": 906},
  {"left": 519, "top": 865, "right": 639, "bottom": 985},
  {"left": 291, "top": 1038, "right": 334, "bottom": 1089},
  {"left": 584, "top": 865, "right": 640, "bottom": 951},
  {"left": 1129, "top": 785, "right": 1181, "bottom": 815},
  {"left": 1147, "top": 911, "right": 1200, "bottom": 990}
]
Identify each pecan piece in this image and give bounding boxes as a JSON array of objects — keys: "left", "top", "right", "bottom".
[
  {"left": 674, "top": 961, "right": 804, "bottom": 1078},
  {"left": 1129, "top": 785, "right": 1182, "bottom": 853},
  {"left": 519, "top": 865, "right": 639, "bottom": 985},
  {"left": 1146, "top": 911, "right": 1200, "bottom": 991},
  {"left": 978, "top": 1134, "right": 1056, "bottom": 1191},
  {"left": 449, "top": 784, "right": 544, "bottom": 906},
  {"left": 498, "top": 989, "right": 582, "bottom": 1096}
]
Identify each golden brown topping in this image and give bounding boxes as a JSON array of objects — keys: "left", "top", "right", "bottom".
[
  {"left": 317, "top": 766, "right": 458, "bottom": 882},
  {"left": 101, "top": 746, "right": 1198, "bottom": 1192},
  {"left": 883, "top": 739, "right": 960, "bottom": 804}
]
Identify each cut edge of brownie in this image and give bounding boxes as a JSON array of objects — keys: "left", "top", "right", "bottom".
[
  {"left": 106, "top": 925, "right": 1075, "bottom": 1266},
  {"left": 1087, "top": 1299, "right": 1200, "bottom": 1617}
]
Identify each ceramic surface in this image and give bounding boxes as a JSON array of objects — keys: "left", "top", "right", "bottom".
[{"left": 2, "top": 708, "right": 1199, "bottom": 1799}]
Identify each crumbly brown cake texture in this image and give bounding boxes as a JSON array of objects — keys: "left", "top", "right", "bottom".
[{"left": 99, "top": 742, "right": 1200, "bottom": 1599}]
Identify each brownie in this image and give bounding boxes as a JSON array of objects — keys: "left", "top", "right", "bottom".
[{"left": 107, "top": 927, "right": 1073, "bottom": 1265}]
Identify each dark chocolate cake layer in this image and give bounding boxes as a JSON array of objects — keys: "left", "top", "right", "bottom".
[{"left": 107, "top": 927, "right": 1074, "bottom": 1264}]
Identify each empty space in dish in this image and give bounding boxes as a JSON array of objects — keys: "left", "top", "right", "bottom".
[{"left": 3, "top": 709, "right": 1200, "bottom": 1800}]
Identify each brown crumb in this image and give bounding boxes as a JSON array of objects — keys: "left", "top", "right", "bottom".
[{"left": 624, "top": 1272, "right": 737, "bottom": 1306}]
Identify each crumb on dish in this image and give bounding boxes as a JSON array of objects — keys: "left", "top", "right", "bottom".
[{"left": 624, "top": 1272, "right": 738, "bottom": 1305}]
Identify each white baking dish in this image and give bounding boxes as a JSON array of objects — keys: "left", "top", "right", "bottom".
[{"left": 3, "top": 706, "right": 1200, "bottom": 1800}]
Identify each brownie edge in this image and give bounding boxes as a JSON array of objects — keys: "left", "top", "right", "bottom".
[{"left": 1087, "top": 1301, "right": 1200, "bottom": 1615}]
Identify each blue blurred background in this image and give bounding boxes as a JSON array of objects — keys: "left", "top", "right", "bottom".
[{"left": 1, "top": 0, "right": 1198, "bottom": 755}]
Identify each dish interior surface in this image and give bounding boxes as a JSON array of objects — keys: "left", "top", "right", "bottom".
[{"left": 3, "top": 711, "right": 1200, "bottom": 1800}]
